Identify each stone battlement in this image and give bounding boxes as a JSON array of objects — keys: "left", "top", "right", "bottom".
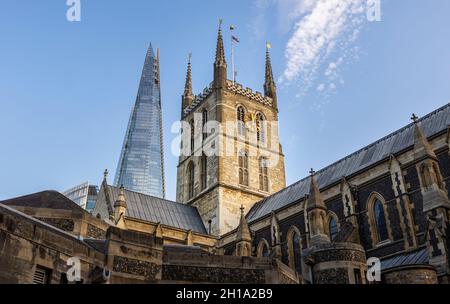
[
  {"left": 226, "top": 80, "right": 273, "bottom": 107},
  {"left": 183, "top": 82, "right": 214, "bottom": 116},
  {"left": 183, "top": 80, "right": 273, "bottom": 117}
]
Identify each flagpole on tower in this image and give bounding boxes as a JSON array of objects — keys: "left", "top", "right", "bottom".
[{"left": 230, "top": 25, "right": 235, "bottom": 83}]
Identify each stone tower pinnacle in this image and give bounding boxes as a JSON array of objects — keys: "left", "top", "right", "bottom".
[
  {"left": 264, "top": 43, "right": 277, "bottom": 110},
  {"left": 235, "top": 205, "right": 252, "bottom": 256},
  {"left": 412, "top": 114, "right": 436, "bottom": 159},
  {"left": 307, "top": 169, "right": 330, "bottom": 246},
  {"left": 237, "top": 205, "right": 251, "bottom": 242},
  {"left": 182, "top": 54, "right": 194, "bottom": 115},
  {"left": 307, "top": 169, "right": 327, "bottom": 211},
  {"left": 114, "top": 185, "right": 127, "bottom": 229},
  {"left": 214, "top": 20, "right": 227, "bottom": 89}
]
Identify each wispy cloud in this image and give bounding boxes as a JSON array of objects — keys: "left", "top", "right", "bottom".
[
  {"left": 252, "top": 0, "right": 371, "bottom": 98},
  {"left": 280, "top": 0, "right": 368, "bottom": 95}
]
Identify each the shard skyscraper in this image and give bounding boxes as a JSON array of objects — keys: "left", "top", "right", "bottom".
[{"left": 114, "top": 44, "right": 165, "bottom": 198}]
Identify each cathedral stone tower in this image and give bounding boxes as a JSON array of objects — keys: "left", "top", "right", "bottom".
[{"left": 176, "top": 22, "right": 286, "bottom": 236}]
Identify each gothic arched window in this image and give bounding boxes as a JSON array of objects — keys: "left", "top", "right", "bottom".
[
  {"left": 373, "top": 199, "right": 389, "bottom": 242},
  {"left": 287, "top": 228, "right": 302, "bottom": 273},
  {"left": 259, "top": 157, "right": 269, "bottom": 192},
  {"left": 201, "top": 153, "right": 207, "bottom": 191},
  {"left": 239, "top": 150, "right": 249, "bottom": 186},
  {"left": 257, "top": 239, "right": 270, "bottom": 257},
  {"left": 256, "top": 113, "right": 266, "bottom": 143},
  {"left": 237, "top": 106, "right": 246, "bottom": 136},
  {"left": 187, "top": 162, "right": 195, "bottom": 199},
  {"left": 329, "top": 217, "right": 338, "bottom": 241},
  {"left": 433, "top": 163, "right": 444, "bottom": 189}
]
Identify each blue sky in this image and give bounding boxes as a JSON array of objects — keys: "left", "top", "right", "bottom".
[{"left": 1, "top": 0, "right": 449, "bottom": 201}]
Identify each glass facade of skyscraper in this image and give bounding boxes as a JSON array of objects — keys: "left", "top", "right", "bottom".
[
  {"left": 63, "top": 182, "right": 98, "bottom": 213},
  {"left": 114, "top": 45, "right": 165, "bottom": 198}
]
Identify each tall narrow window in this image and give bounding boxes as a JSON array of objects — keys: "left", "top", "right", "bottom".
[
  {"left": 433, "top": 163, "right": 444, "bottom": 189},
  {"left": 202, "top": 109, "right": 208, "bottom": 140},
  {"left": 188, "top": 162, "right": 195, "bottom": 199},
  {"left": 190, "top": 119, "right": 195, "bottom": 153},
  {"left": 259, "top": 157, "right": 269, "bottom": 192},
  {"left": 420, "top": 164, "right": 433, "bottom": 189},
  {"left": 256, "top": 113, "right": 266, "bottom": 143},
  {"left": 237, "top": 106, "right": 246, "bottom": 136},
  {"left": 329, "top": 217, "right": 338, "bottom": 241},
  {"left": 354, "top": 269, "right": 362, "bottom": 284},
  {"left": 180, "top": 127, "right": 184, "bottom": 150},
  {"left": 201, "top": 154, "right": 207, "bottom": 190},
  {"left": 239, "top": 150, "right": 249, "bottom": 186},
  {"left": 257, "top": 239, "right": 270, "bottom": 257},
  {"left": 374, "top": 199, "right": 389, "bottom": 242},
  {"left": 288, "top": 229, "right": 302, "bottom": 273}
]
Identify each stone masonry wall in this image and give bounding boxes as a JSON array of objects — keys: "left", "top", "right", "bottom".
[{"left": 383, "top": 266, "right": 438, "bottom": 284}]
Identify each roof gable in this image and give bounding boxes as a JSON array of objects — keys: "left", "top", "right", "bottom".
[{"left": 0, "top": 190, "right": 87, "bottom": 213}]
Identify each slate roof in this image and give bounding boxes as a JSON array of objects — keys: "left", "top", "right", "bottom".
[
  {"left": 0, "top": 190, "right": 87, "bottom": 213},
  {"left": 247, "top": 103, "right": 450, "bottom": 223},
  {"left": 381, "top": 248, "right": 429, "bottom": 271},
  {"left": 103, "top": 185, "right": 207, "bottom": 234}
]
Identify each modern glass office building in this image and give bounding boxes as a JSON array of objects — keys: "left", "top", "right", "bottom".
[
  {"left": 63, "top": 182, "right": 99, "bottom": 212},
  {"left": 114, "top": 45, "right": 166, "bottom": 198}
]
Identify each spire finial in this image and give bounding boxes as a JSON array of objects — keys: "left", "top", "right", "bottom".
[
  {"left": 104, "top": 169, "right": 108, "bottom": 180},
  {"left": 182, "top": 53, "right": 194, "bottom": 112},
  {"left": 215, "top": 19, "right": 226, "bottom": 65},
  {"left": 412, "top": 113, "right": 436, "bottom": 158},
  {"left": 264, "top": 42, "right": 277, "bottom": 109},
  {"left": 183, "top": 53, "right": 193, "bottom": 98},
  {"left": 115, "top": 184, "right": 126, "bottom": 206},
  {"left": 265, "top": 42, "right": 274, "bottom": 83},
  {"left": 237, "top": 204, "right": 251, "bottom": 243},
  {"left": 307, "top": 168, "right": 326, "bottom": 211}
]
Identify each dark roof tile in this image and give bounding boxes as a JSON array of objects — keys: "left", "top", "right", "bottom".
[
  {"left": 105, "top": 185, "right": 207, "bottom": 234},
  {"left": 381, "top": 248, "right": 429, "bottom": 271}
]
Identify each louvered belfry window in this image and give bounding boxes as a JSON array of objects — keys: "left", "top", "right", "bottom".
[
  {"left": 259, "top": 157, "right": 269, "bottom": 192},
  {"left": 237, "top": 106, "right": 246, "bottom": 136},
  {"left": 239, "top": 150, "right": 249, "bottom": 186},
  {"left": 33, "top": 265, "right": 51, "bottom": 284}
]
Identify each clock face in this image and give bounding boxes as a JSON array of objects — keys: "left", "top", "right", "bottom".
[{"left": 244, "top": 113, "right": 256, "bottom": 123}]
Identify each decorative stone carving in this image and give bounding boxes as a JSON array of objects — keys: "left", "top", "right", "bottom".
[{"left": 87, "top": 224, "right": 106, "bottom": 239}]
